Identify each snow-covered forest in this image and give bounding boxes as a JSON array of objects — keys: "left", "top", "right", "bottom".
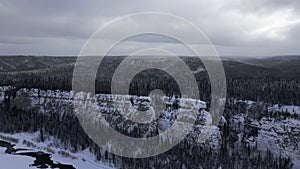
[{"left": 0, "top": 56, "right": 299, "bottom": 169}]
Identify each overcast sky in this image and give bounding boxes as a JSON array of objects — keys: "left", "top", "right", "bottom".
[{"left": 0, "top": 0, "right": 299, "bottom": 57}]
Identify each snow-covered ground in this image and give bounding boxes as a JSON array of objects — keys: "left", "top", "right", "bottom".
[
  {"left": 268, "top": 104, "right": 300, "bottom": 115},
  {"left": 1, "top": 87, "right": 299, "bottom": 168},
  {"left": 0, "top": 150, "right": 33, "bottom": 169},
  {"left": 0, "top": 132, "right": 114, "bottom": 169}
]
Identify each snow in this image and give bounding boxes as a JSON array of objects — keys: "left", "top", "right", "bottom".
[
  {"left": 0, "top": 150, "right": 33, "bottom": 169},
  {"left": 233, "top": 100, "right": 300, "bottom": 167},
  {"left": 0, "top": 132, "right": 115, "bottom": 169},
  {"left": 268, "top": 104, "right": 300, "bottom": 115},
  {"left": 192, "top": 66, "right": 205, "bottom": 74},
  {"left": 1, "top": 87, "right": 299, "bottom": 168},
  {"left": 52, "top": 150, "right": 114, "bottom": 169},
  {"left": 294, "top": 157, "right": 300, "bottom": 169},
  {"left": 237, "top": 100, "right": 256, "bottom": 105}
]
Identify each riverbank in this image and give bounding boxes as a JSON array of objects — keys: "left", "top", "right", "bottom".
[{"left": 0, "top": 132, "right": 114, "bottom": 169}]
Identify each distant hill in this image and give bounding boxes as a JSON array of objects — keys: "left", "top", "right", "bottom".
[
  {"left": 240, "top": 55, "right": 300, "bottom": 78},
  {"left": 0, "top": 55, "right": 298, "bottom": 79},
  {"left": 0, "top": 55, "right": 76, "bottom": 72}
]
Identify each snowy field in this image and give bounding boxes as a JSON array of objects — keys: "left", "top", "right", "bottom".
[
  {"left": 0, "top": 150, "right": 32, "bottom": 169},
  {"left": 0, "top": 132, "right": 114, "bottom": 169}
]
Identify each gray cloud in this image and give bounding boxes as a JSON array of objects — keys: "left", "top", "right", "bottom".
[
  {"left": 0, "top": 0, "right": 299, "bottom": 56},
  {"left": 222, "top": 0, "right": 300, "bottom": 15},
  {"left": 287, "top": 23, "right": 300, "bottom": 40}
]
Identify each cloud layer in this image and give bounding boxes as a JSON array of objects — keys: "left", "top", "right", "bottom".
[{"left": 0, "top": 0, "right": 299, "bottom": 56}]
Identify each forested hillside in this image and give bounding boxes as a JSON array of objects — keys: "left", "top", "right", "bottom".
[{"left": 0, "top": 55, "right": 299, "bottom": 169}]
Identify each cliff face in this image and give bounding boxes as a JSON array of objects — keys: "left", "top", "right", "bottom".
[
  {"left": 1, "top": 87, "right": 299, "bottom": 168},
  {"left": 9, "top": 87, "right": 220, "bottom": 145},
  {"left": 223, "top": 100, "right": 300, "bottom": 168}
]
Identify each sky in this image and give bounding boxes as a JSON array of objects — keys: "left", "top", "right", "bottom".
[{"left": 0, "top": 0, "right": 299, "bottom": 57}]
